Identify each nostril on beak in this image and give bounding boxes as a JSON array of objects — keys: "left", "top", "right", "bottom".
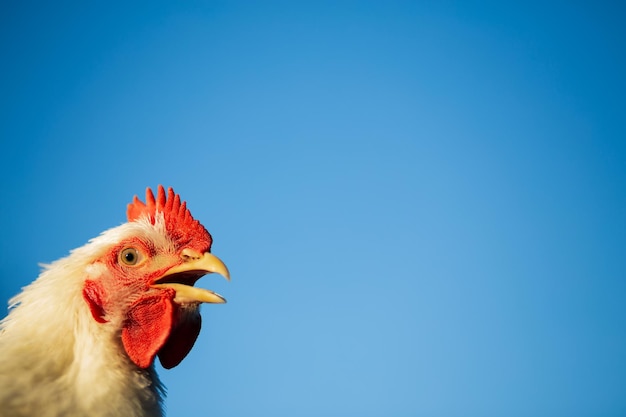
[{"left": 180, "top": 248, "right": 202, "bottom": 262}]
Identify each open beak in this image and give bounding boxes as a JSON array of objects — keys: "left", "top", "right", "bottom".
[{"left": 152, "top": 250, "right": 230, "bottom": 304}]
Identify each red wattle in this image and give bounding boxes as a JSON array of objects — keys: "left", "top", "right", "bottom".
[
  {"left": 85, "top": 282, "right": 202, "bottom": 369},
  {"left": 158, "top": 309, "right": 202, "bottom": 369},
  {"left": 121, "top": 294, "right": 174, "bottom": 369}
]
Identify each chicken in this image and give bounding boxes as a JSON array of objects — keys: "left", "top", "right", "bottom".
[{"left": 0, "top": 186, "right": 229, "bottom": 417}]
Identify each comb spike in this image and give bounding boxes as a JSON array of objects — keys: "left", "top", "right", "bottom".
[
  {"left": 164, "top": 187, "right": 175, "bottom": 213},
  {"left": 156, "top": 185, "right": 167, "bottom": 208},
  {"left": 173, "top": 193, "right": 181, "bottom": 214},
  {"left": 127, "top": 195, "right": 147, "bottom": 222},
  {"left": 146, "top": 187, "right": 156, "bottom": 208}
]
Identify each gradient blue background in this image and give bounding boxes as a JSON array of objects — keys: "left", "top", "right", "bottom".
[{"left": 1, "top": 2, "right": 625, "bottom": 416}]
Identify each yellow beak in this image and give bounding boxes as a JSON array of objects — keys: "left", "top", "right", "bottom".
[{"left": 151, "top": 250, "right": 230, "bottom": 304}]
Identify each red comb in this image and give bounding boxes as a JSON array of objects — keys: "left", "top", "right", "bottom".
[{"left": 127, "top": 185, "right": 212, "bottom": 252}]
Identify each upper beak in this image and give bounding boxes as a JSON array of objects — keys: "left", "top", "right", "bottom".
[
  {"left": 151, "top": 250, "right": 230, "bottom": 304},
  {"left": 164, "top": 251, "right": 230, "bottom": 281}
]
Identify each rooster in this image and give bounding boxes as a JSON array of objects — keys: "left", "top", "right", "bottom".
[{"left": 0, "top": 186, "right": 230, "bottom": 417}]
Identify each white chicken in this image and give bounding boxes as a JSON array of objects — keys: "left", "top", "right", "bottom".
[{"left": 0, "top": 186, "right": 229, "bottom": 417}]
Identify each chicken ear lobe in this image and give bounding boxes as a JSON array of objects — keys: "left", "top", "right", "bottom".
[
  {"left": 158, "top": 309, "right": 202, "bottom": 369},
  {"left": 121, "top": 294, "right": 174, "bottom": 369},
  {"left": 83, "top": 280, "right": 108, "bottom": 323}
]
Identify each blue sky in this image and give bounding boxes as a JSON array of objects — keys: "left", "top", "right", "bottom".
[{"left": 1, "top": 1, "right": 625, "bottom": 416}]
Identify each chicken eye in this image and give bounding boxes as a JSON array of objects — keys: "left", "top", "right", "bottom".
[{"left": 119, "top": 248, "right": 141, "bottom": 266}]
